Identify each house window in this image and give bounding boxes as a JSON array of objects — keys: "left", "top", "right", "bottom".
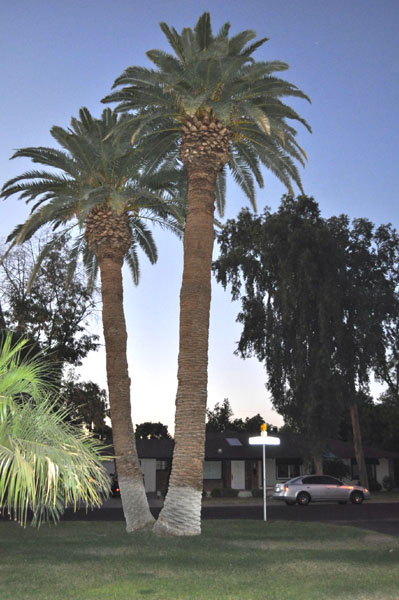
[
  {"left": 156, "top": 460, "right": 169, "bottom": 470},
  {"left": 203, "top": 461, "right": 222, "bottom": 479},
  {"left": 276, "top": 461, "right": 301, "bottom": 480}
]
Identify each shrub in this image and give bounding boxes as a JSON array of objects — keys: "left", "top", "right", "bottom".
[
  {"left": 382, "top": 476, "right": 395, "bottom": 491},
  {"left": 252, "top": 488, "right": 263, "bottom": 498},
  {"left": 323, "top": 459, "right": 351, "bottom": 479},
  {"left": 368, "top": 479, "right": 382, "bottom": 492},
  {"left": 210, "top": 488, "right": 221, "bottom": 497},
  {"left": 221, "top": 488, "right": 239, "bottom": 497}
]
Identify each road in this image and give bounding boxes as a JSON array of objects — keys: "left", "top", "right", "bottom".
[
  {"left": 53, "top": 500, "right": 399, "bottom": 537},
  {"left": 201, "top": 502, "right": 399, "bottom": 537}
]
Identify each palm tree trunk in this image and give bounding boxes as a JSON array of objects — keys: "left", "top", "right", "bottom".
[
  {"left": 99, "top": 255, "right": 154, "bottom": 531},
  {"left": 349, "top": 401, "right": 369, "bottom": 488},
  {"left": 153, "top": 166, "right": 217, "bottom": 536}
]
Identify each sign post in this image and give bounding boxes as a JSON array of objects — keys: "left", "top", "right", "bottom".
[{"left": 249, "top": 424, "right": 280, "bottom": 521}]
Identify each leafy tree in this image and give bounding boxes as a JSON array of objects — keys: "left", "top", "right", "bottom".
[
  {"left": 206, "top": 398, "right": 272, "bottom": 433},
  {"left": 0, "top": 334, "right": 110, "bottom": 527},
  {"left": 213, "top": 196, "right": 399, "bottom": 485},
  {"left": 135, "top": 422, "right": 171, "bottom": 439},
  {"left": 0, "top": 235, "right": 99, "bottom": 375},
  {"left": 214, "top": 197, "right": 346, "bottom": 471},
  {"left": 60, "top": 374, "right": 109, "bottom": 436},
  {"left": 232, "top": 414, "right": 275, "bottom": 433},
  {"left": 339, "top": 391, "right": 399, "bottom": 455},
  {"left": 1, "top": 107, "right": 182, "bottom": 532},
  {"left": 104, "top": 12, "right": 310, "bottom": 536},
  {"left": 330, "top": 214, "right": 399, "bottom": 485},
  {"left": 206, "top": 399, "right": 233, "bottom": 432}
]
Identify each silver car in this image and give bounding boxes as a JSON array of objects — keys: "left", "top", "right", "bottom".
[{"left": 273, "top": 475, "right": 370, "bottom": 506}]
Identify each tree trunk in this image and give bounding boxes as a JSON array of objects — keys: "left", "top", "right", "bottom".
[
  {"left": 153, "top": 166, "right": 217, "bottom": 536},
  {"left": 99, "top": 256, "right": 154, "bottom": 531},
  {"left": 312, "top": 453, "right": 323, "bottom": 475},
  {"left": 349, "top": 402, "right": 369, "bottom": 488}
]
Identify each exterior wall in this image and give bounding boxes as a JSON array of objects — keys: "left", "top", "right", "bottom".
[
  {"left": 200, "top": 455, "right": 397, "bottom": 494},
  {"left": 139, "top": 458, "right": 156, "bottom": 492},
  {"left": 376, "top": 458, "right": 390, "bottom": 483},
  {"left": 257, "top": 459, "right": 276, "bottom": 489}
]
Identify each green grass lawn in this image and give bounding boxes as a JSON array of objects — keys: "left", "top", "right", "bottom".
[{"left": 0, "top": 520, "right": 398, "bottom": 600}]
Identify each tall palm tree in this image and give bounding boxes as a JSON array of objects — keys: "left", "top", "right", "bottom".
[
  {"left": 0, "top": 334, "right": 110, "bottom": 527},
  {"left": 103, "top": 13, "right": 311, "bottom": 535},
  {"left": 1, "top": 107, "right": 183, "bottom": 532}
]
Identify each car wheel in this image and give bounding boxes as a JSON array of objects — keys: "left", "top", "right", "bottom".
[
  {"left": 350, "top": 491, "right": 364, "bottom": 505},
  {"left": 296, "top": 492, "right": 310, "bottom": 506},
  {"left": 285, "top": 500, "right": 295, "bottom": 506}
]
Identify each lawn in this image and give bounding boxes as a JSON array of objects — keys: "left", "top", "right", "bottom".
[{"left": 0, "top": 520, "right": 398, "bottom": 600}]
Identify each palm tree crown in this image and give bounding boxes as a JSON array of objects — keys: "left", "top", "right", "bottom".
[
  {"left": 103, "top": 12, "right": 311, "bottom": 204},
  {"left": 1, "top": 107, "right": 182, "bottom": 284}
]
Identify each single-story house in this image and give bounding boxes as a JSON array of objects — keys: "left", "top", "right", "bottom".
[{"left": 111, "top": 432, "right": 399, "bottom": 495}]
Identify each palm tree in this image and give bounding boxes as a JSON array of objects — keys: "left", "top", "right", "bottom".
[
  {"left": 0, "top": 334, "right": 110, "bottom": 527},
  {"left": 103, "top": 12, "right": 311, "bottom": 535},
  {"left": 1, "top": 107, "right": 183, "bottom": 532}
]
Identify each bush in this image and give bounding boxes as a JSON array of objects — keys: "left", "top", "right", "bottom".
[
  {"left": 210, "top": 488, "right": 221, "bottom": 497},
  {"left": 252, "top": 488, "right": 263, "bottom": 498},
  {"left": 382, "top": 476, "right": 395, "bottom": 491},
  {"left": 368, "top": 479, "right": 382, "bottom": 492},
  {"left": 323, "top": 459, "right": 351, "bottom": 479},
  {"left": 221, "top": 488, "right": 239, "bottom": 498}
]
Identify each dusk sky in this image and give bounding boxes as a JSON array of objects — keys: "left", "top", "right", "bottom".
[{"left": 1, "top": 0, "right": 398, "bottom": 432}]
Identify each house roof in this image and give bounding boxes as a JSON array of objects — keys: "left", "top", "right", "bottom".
[
  {"left": 132, "top": 431, "right": 399, "bottom": 461},
  {"left": 136, "top": 438, "right": 174, "bottom": 458}
]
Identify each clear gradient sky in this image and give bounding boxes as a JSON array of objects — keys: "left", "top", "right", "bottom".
[{"left": 1, "top": 0, "right": 398, "bottom": 432}]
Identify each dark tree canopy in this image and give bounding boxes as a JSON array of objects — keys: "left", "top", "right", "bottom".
[
  {"left": 206, "top": 398, "right": 275, "bottom": 433},
  {"left": 60, "top": 376, "right": 109, "bottom": 437},
  {"left": 135, "top": 422, "right": 172, "bottom": 440},
  {"left": 213, "top": 196, "right": 399, "bottom": 458},
  {"left": 0, "top": 235, "right": 99, "bottom": 372},
  {"left": 206, "top": 399, "right": 233, "bottom": 432}
]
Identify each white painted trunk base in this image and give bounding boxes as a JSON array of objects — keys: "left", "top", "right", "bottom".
[
  {"left": 119, "top": 476, "right": 155, "bottom": 532},
  {"left": 153, "top": 486, "right": 202, "bottom": 536}
]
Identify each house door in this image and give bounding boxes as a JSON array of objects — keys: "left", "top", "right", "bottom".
[
  {"left": 139, "top": 459, "right": 156, "bottom": 492},
  {"left": 231, "top": 461, "right": 245, "bottom": 489}
]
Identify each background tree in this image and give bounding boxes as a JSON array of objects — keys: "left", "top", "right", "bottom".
[
  {"left": 104, "top": 12, "right": 310, "bottom": 536},
  {"left": 206, "top": 399, "right": 233, "bottom": 432},
  {"left": 330, "top": 214, "right": 399, "bottom": 486},
  {"left": 60, "top": 374, "right": 109, "bottom": 436},
  {"left": 232, "top": 414, "right": 276, "bottom": 433},
  {"left": 135, "top": 422, "right": 172, "bottom": 439},
  {"left": 0, "top": 335, "right": 110, "bottom": 527},
  {"left": 205, "top": 398, "right": 274, "bottom": 433},
  {"left": 213, "top": 196, "right": 399, "bottom": 485},
  {"left": 214, "top": 197, "right": 346, "bottom": 472},
  {"left": 1, "top": 107, "right": 182, "bottom": 532},
  {"left": 0, "top": 234, "right": 99, "bottom": 376}
]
